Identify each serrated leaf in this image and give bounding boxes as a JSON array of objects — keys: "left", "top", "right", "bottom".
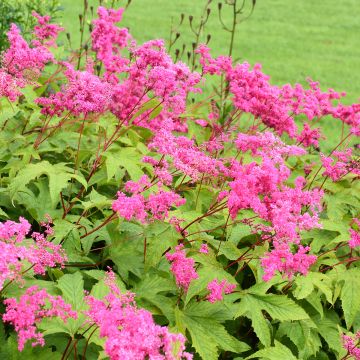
[
  {"left": 236, "top": 292, "right": 308, "bottom": 346},
  {"left": 57, "top": 272, "right": 84, "bottom": 311},
  {"left": 339, "top": 268, "right": 360, "bottom": 328},
  {"left": 144, "top": 221, "right": 178, "bottom": 270},
  {"left": 9, "top": 161, "right": 87, "bottom": 207},
  {"left": 277, "top": 320, "right": 320, "bottom": 359},
  {"left": 104, "top": 148, "right": 143, "bottom": 181},
  {"left": 294, "top": 272, "right": 333, "bottom": 304},
  {"left": 246, "top": 340, "right": 298, "bottom": 359},
  {"left": 177, "top": 302, "right": 250, "bottom": 360}
]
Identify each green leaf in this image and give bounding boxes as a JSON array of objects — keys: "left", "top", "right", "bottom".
[
  {"left": 57, "top": 272, "right": 84, "bottom": 311},
  {"left": 129, "top": 98, "right": 161, "bottom": 122},
  {"left": 80, "top": 188, "right": 111, "bottom": 212},
  {"left": 56, "top": 272, "right": 86, "bottom": 336},
  {"left": 246, "top": 340, "right": 298, "bottom": 359},
  {"left": 277, "top": 320, "right": 320, "bottom": 359},
  {"left": 144, "top": 221, "right": 178, "bottom": 270},
  {"left": 339, "top": 268, "right": 360, "bottom": 328},
  {"left": 104, "top": 147, "right": 144, "bottom": 181},
  {"left": 110, "top": 234, "right": 144, "bottom": 279},
  {"left": 0, "top": 207, "right": 8, "bottom": 218},
  {"left": 177, "top": 302, "right": 250, "bottom": 360},
  {"left": 236, "top": 292, "right": 309, "bottom": 321},
  {"left": 9, "top": 161, "right": 87, "bottom": 207},
  {"left": 294, "top": 272, "right": 333, "bottom": 304},
  {"left": 134, "top": 273, "right": 177, "bottom": 321},
  {"left": 185, "top": 267, "right": 216, "bottom": 305},
  {"left": 236, "top": 292, "right": 309, "bottom": 347}
]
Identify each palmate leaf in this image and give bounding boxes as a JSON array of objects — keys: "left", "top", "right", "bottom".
[
  {"left": 8, "top": 161, "right": 87, "bottom": 207},
  {"left": 338, "top": 268, "right": 360, "bottom": 328},
  {"left": 134, "top": 272, "right": 177, "bottom": 321},
  {"left": 104, "top": 147, "right": 145, "bottom": 181},
  {"left": 235, "top": 292, "right": 309, "bottom": 347},
  {"left": 246, "top": 340, "right": 298, "bottom": 360},
  {"left": 176, "top": 302, "right": 250, "bottom": 360},
  {"left": 144, "top": 221, "right": 179, "bottom": 271},
  {"left": 293, "top": 272, "right": 333, "bottom": 304},
  {"left": 277, "top": 320, "right": 321, "bottom": 359},
  {"left": 55, "top": 272, "right": 86, "bottom": 336}
]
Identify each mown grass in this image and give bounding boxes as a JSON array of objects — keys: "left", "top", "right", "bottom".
[{"left": 59, "top": 0, "right": 360, "bottom": 147}]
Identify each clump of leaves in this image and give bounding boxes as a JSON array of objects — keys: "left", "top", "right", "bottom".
[{"left": 0, "top": 3, "right": 359, "bottom": 360}]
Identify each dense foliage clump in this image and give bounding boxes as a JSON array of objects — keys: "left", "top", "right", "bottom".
[{"left": 0, "top": 5, "right": 359, "bottom": 360}]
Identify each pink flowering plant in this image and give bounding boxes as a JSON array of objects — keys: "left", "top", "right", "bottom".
[{"left": 0, "top": 3, "right": 359, "bottom": 360}]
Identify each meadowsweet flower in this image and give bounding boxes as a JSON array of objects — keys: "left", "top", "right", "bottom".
[
  {"left": 112, "top": 177, "right": 185, "bottom": 223},
  {"left": 0, "top": 218, "right": 67, "bottom": 290},
  {"left": 146, "top": 190, "right": 186, "bottom": 220},
  {"left": 342, "top": 332, "right": 360, "bottom": 359},
  {"left": 349, "top": 219, "right": 360, "bottom": 248},
  {"left": 112, "top": 192, "right": 147, "bottom": 223},
  {"left": 229, "top": 62, "right": 297, "bottom": 137},
  {"left": 91, "top": 7, "right": 129, "bottom": 76},
  {"left": 196, "top": 44, "right": 232, "bottom": 75},
  {"left": 207, "top": 279, "right": 236, "bottom": 303},
  {"left": 331, "top": 103, "right": 360, "bottom": 136},
  {"left": 2, "top": 286, "right": 77, "bottom": 351},
  {"left": 166, "top": 245, "right": 198, "bottom": 291},
  {"left": 261, "top": 243, "right": 317, "bottom": 281},
  {"left": 199, "top": 244, "right": 209, "bottom": 254},
  {"left": 0, "top": 217, "right": 31, "bottom": 242},
  {"left": 148, "top": 129, "right": 225, "bottom": 181},
  {"left": 0, "top": 24, "right": 54, "bottom": 101},
  {"left": 3, "top": 24, "right": 53, "bottom": 79},
  {"left": 31, "top": 11, "right": 64, "bottom": 47},
  {"left": 36, "top": 62, "right": 113, "bottom": 116},
  {"left": 321, "top": 148, "right": 360, "bottom": 181},
  {"left": 296, "top": 123, "right": 321, "bottom": 148},
  {"left": 85, "top": 271, "right": 192, "bottom": 359}
]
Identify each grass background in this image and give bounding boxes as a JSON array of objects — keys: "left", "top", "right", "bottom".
[{"left": 59, "top": 0, "right": 360, "bottom": 148}]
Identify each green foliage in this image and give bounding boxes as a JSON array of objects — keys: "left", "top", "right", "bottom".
[
  {"left": 0, "top": 1, "right": 359, "bottom": 359},
  {"left": 0, "top": 0, "right": 62, "bottom": 52}
]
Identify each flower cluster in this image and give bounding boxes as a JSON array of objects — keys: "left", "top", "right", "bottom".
[
  {"left": 0, "top": 22, "right": 54, "bottom": 101},
  {"left": 112, "top": 175, "right": 185, "bottom": 223},
  {"left": 349, "top": 218, "right": 360, "bottom": 248},
  {"left": 31, "top": 11, "right": 64, "bottom": 47},
  {"left": 166, "top": 245, "right": 198, "bottom": 291},
  {"left": 85, "top": 271, "right": 192, "bottom": 360},
  {"left": 91, "top": 6, "right": 129, "bottom": 76},
  {"left": 321, "top": 148, "right": 360, "bottom": 181},
  {"left": 36, "top": 62, "right": 113, "bottom": 116},
  {"left": 342, "top": 332, "right": 360, "bottom": 359},
  {"left": 261, "top": 243, "right": 317, "bottom": 281},
  {"left": 0, "top": 217, "right": 67, "bottom": 290},
  {"left": 207, "top": 279, "right": 236, "bottom": 303},
  {"left": 2, "top": 286, "right": 77, "bottom": 351},
  {"left": 148, "top": 129, "right": 226, "bottom": 181}
]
